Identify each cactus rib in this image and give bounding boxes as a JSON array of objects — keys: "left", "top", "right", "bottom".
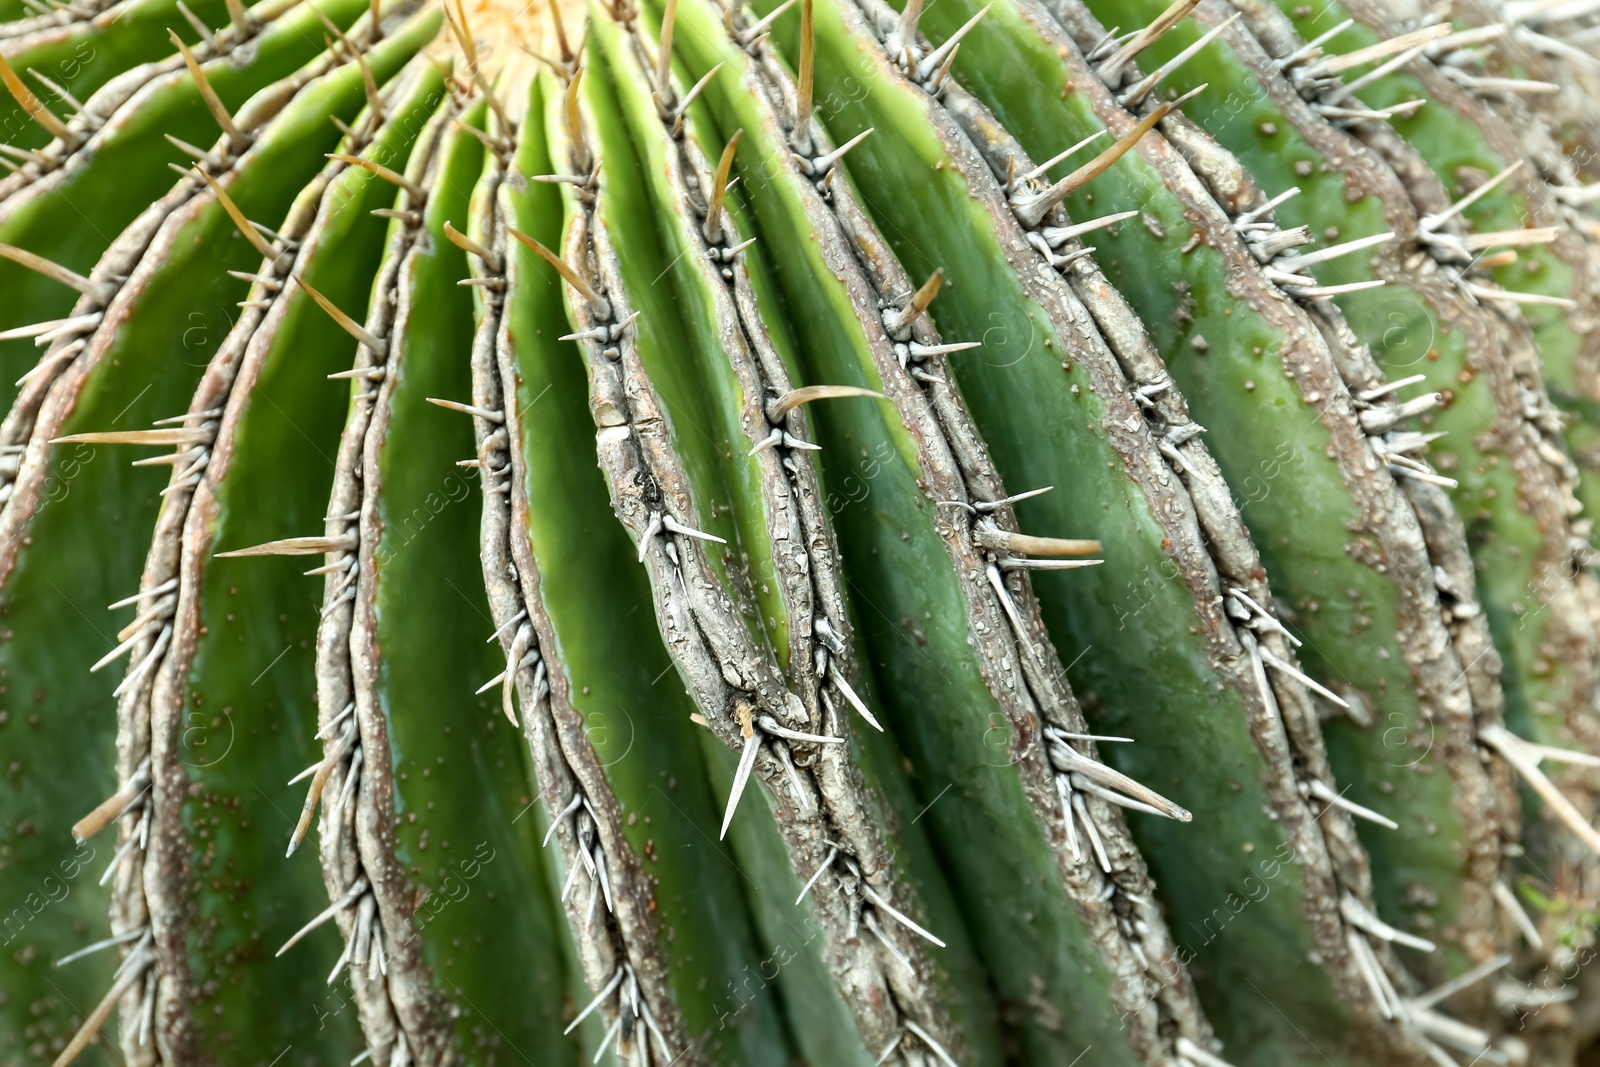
[
  {"left": 0, "top": 0, "right": 371, "bottom": 413},
  {"left": 785, "top": 0, "right": 1478, "bottom": 1058},
  {"left": 1082, "top": 0, "right": 1540, "bottom": 971},
  {"left": 0, "top": 1, "right": 385, "bottom": 512},
  {"left": 0, "top": 0, "right": 238, "bottom": 151},
  {"left": 304, "top": 78, "right": 460, "bottom": 1064},
  {"left": 557, "top": 17, "right": 966, "bottom": 1052},
  {"left": 0, "top": 0, "right": 296, "bottom": 198},
  {"left": 454, "top": 71, "right": 690, "bottom": 1063},
  {"left": 965, "top": 0, "right": 1540, "bottom": 989}
]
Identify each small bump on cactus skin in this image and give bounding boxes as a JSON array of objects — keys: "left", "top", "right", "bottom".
[{"left": 8, "top": 0, "right": 1600, "bottom": 1064}]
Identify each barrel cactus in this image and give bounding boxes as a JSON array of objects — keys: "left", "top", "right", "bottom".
[{"left": 7, "top": 0, "right": 1600, "bottom": 1063}]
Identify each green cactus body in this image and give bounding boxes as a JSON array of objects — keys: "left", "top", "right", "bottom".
[
  {"left": 1236, "top": 0, "right": 1600, "bottom": 941},
  {"left": 1278, "top": 0, "right": 1600, "bottom": 541},
  {"left": 689, "top": 107, "right": 1005, "bottom": 1067},
  {"left": 570, "top": 9, "right": 1007, "bottom": 1059},
  {"left": 697, "top": 734, "right": 877, "bottom": 1067},
  {"left": 0, "top": 0, "right": 370, "bottom": 412},
  {"left": 585, "top": 14, "right": 784, "bottom": 664},
  {"left": 1260, "top": 0, "right": 1600, "bottom": 742},
  {"left": 0, "top": 20, "right": 436, "bottom": 1064},
  {"left": 449, "top": 72, "right": 690, "bottom": 1065},
  {"left": 660, "top": 6, "right": 1123, "bottom": 1057},
  {"left": 730, "top": 166, "right": 1139, "bottom": 1062},
  {"left": 930, "top": 0, "right": 1573, "bottom": 994},
  {"left": 0, "top": 0, "right": 234, "bottom": 150},
  {"left": 0, "top": 273, "right": 119, "bottom": 1066},
  {"left": 14, "top": 0, "right": 1600, "bottom": 1062}
]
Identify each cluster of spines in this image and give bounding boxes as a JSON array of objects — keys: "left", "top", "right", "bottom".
[{"left": 7, "top": 0, "right": 1600, "bottom": 1063}]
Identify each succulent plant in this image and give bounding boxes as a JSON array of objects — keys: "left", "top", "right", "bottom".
[{"left": 9, "top": 0, "right": 1600, "bottom": 1063}]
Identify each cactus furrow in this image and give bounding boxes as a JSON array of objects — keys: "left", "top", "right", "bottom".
[
  {"left": 307, "top": 82, "right": 591, "bottom": 1065},
  {"left": 147, "top": 49, "right": 437, "bottom": 1064}
]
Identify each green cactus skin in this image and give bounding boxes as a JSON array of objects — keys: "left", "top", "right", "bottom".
[
  {"left": 655, "top": 4, "right": 1111, "bottom": 1055},
  {"left": 526, "top": 64, "right": 811, "bottom": 1063},
  {"left": 1289, "top": 0, "right": 1600, "bottom": 547},
  {"left": 456, "top": 72, "right": 695, "bottom": 1064},
  {"left": 577, "top": 9, "right": 993, "bottom": 1058},
  {"left": 932, "top": 0, "right": 1561, "bottom": 998},
  {"left": 0, "top": 0, "right": 371, "bottom": 413},
  {"left": 1233, "top": 0, "right": 1600, "bottom": 974},
  {"left": 573, "top": 47, "right": 820, "bottom": 1064},
  {"left": 670, "top": 30, "right": 1131, "bottom": 1067},
  {"left": 0, "top": 250, "right": 120, "bottom": 1064},
  {"left": 1255, "top": 0, "right": 1600, "bottom": 740},
  {"left": 472, "top": 64, "right": 812, "bottom": 1065},
  {"left": 676, "top": 79, "right": 1010, "bottom": 1067},
  {"left": 723, "top": 119, "right": 1144, "bottom": 1064},
  {"left": 1071, "top": 0, "right": 1535, "bottom": 979},
  {"left": 9, "top": 0, "right": 1600, "bottom": 1062},
  {"left": 586, "top": 13, "right": 788, "bottom": 667},
  {"left": 699, "top": 736, "right": 879, "bottom": 1067},
  {"left": 0, "top": 544, "right": 114, "bottom": 1064},
  {"left": 0, "top": 0, "right": 235, "bottom": 150}
]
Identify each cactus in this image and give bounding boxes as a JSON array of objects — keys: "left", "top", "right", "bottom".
[{"left": 8, "top": 0, "right": 1600, "bottom": 1064}]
